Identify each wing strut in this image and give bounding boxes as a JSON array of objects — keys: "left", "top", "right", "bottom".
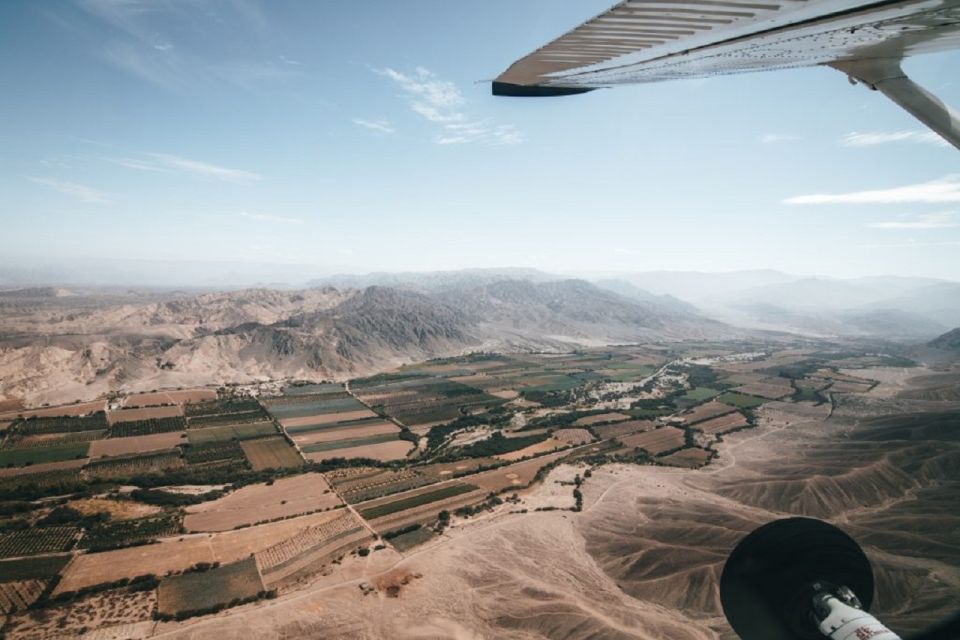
[{"left": 830, "top": 58, "right": 960, "bottom": 150}]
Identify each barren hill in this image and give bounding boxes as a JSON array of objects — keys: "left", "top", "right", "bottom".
[{"left": 0, "top": 280, "right": 732, "bottom": 406}]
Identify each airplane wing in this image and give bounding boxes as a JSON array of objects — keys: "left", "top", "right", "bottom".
[{"left": 493, "top": 0, "right": 960, "bottom": 149}]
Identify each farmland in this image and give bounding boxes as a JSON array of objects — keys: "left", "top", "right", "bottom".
[
  {"left": 692, "top": 412, "right": 750, "bottom": 436},
  {"left": 157, "top": 557, "right": 264, "bottom": 618},
  {"left": 617, "top": 427, "right": 687, "bottom": 456},
  {"left": 0, "top": 342, "right": 907, "bottom": 633},
  {"left": 184, "top": 473, "right": 340, "bottom": 532},
  {"left": 0, "top": 526, "right": 78, "bottom": 558},
  {"left": 239, "top": 436, "right": 303, "bottom": 470}
]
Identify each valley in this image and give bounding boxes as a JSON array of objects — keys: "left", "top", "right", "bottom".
[{"left": 0, "top": 335, "right": 956, "bottom": 639}]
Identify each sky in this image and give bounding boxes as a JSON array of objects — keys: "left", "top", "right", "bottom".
[{"left": 1, "top": 0, "right": 959, "bottom": 284}]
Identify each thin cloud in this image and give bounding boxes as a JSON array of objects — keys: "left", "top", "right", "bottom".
[
  {"left": 841, "top": 130, "right": 950, "bottom": 148},
  {"left": 352, "top": 118, "right": 394, "bottom": 134},
  {"left": 377, "top": 66, "right": 523, "bottom": 146},
  {"left": 784, "top": 176, "right": 960, "bottom": 205},
  {"left": 146, "top": 153, "right": 261, "bottom": 183},
  {"left": 238, "top": 211, "right": 303, "bottom": 224},
  {"left": 760, "top": 133, "right": 801, "bottom": 144},
  {"left": 25, "top": 176, "right": 112, "bottom": 203},
  {"left": 279, "top": 55, "right": 301, "bottom": 66},
  {"left": 867, "top": 213, "right": 959, "bottom": 229}
]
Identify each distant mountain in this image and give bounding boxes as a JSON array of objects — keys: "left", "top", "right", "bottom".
[
  {"left": 0, "top": 279, "right": 733, "bottom": 405},
  {"left": 862, "top": 283, "right": 960, "bottom": 328},
  {"left": 306, "top": 268, "right": 558, "bottom": 292},
  {"left": 593, "top": 280, "right": 701, "bottom": 316},
  {"left": 928, "top": 327, "right": 960, "bottom": 351},
  {"left": 607, "top": 270, "right": 797, "bottom": 303}
]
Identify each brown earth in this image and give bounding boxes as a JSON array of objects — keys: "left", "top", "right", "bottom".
[
  {"left": 88, "top": 431, "right": 187, "bottom": 457},
  {"left": 183, "top": 473, "right": 341, "bottom": 532}
]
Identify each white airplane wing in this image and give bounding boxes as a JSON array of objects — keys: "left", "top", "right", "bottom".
[{"left": 494, "top": 0, "right": 960, "bottom": 149}]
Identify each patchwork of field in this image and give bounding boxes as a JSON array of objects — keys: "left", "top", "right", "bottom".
[
  {"left": 54, "top": 510, "right": 349, "bottom": 593},
  {"left": 692, "top": 412, "right": 750, "bottom": 436},
  {"left": 85, "top": 449, "right": 184, "bottom": 479},
  {"left": 0, "top": 526, "right": 78, "bottom": 558},
  {"left": 239, "top": 436, "right": 303, "bottom": 470},
  {"left": 88, "top": 431, "right": 186, "bottom": 458},
  {"left": 677, "top": 400, "right": 736, "bottom": 425},
  {"left": 717, "top": 392, "right": 766, "bottom": 409},
  {"left": 158, "top": 557, "right": 263, "bottom": 617},
  {"left": 184, "top": 473, "right": 341, "bottom": 532},
  {"left": 617, "top": 426, "right": 687, "bottom": 456},
  {"left": 263, "top": 386, "right": 412, "bottom": 463},
  {"left": 352, "top": 373, "right": 506, "bottom": 429}
]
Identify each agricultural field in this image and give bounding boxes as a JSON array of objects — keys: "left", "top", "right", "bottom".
[
  {"left": 0, "top": 580, "right": 45, "bottom": 614},
  {"left": 186, "top": 420, "right": 278, "bottom": 445},
  {"left": 359, "top": 483, "right": 480, "bottom": 521},
  {"left": 717, "top": 392, "right": 767, "bottom": 409},
  {"left": 691, "top": 412, "right": 750, "bottom": 436},
  {"left": 677, "top": 400, "right": 736, "bottom": 424},
  {"left": 89, "top": 431, "right": 186, "bottom": 458},
  {"left": 594, "top": 419, "right": 657, "bottom": 439},
  {"left": 184, "top": 473, "right": 340, "bottom": 532},
  {"left": 573, "top": 412, "right": 631, "bottom": 426},
  {"left": 240, "top": 436, "right": 303, "bottom": 470},
  {"left": 123, "top": 388, "right": 216, "bottom": 407},
  {"left": 108, "top": 416, "right": 186, "bottom": 437},
  {"left": 326, "top": 467, "right": 437, "bottom": 504},
  {"left": 731, "top": 377, "right": 794, "bottom": 399},
  {"left": 0, "top": 526, "right": 78, "bottom": 558},
  {"left": 5, "top": 587, "right": 156, "bottom": 640},
  {"left": 660, "top": 447, "right": 713, "bottom": 468},
  {"left": 255, "top": 510, "right": 370, "bottom": 585},
  {"left": 304, "top": 440, "right": 414, "bottom": 463},
  {"left": 15, "top": 412, "right": 108, "bottom": 435},
  {"left": 0, "top": 442, "right": 91, "bottom": 467},
  {"left": 0, "top": 400, "right": 106, "bottom": 421},
  {"left": 157, "top": 556, "right": 264, "bottom": 618},
  {"left": 553, "top": 428, "right": 595, "bottom": 446},
  {"left": 617, "top": 427, "right": 687, "bottom": 456},
  {"left": 0, "top": 555, "right": 71, "bottom": 581},
  {"left": 80, "top": 514, "right": 183, "bottom": 551},
  {"left": 54, "top": 510, "right": 347, "bottom": 593},
  {"left": 107, "top": 405, "right": 182, "bottom": 423},
  {"left": 84, "top": 450, "right": 184, "bottom": 479}
]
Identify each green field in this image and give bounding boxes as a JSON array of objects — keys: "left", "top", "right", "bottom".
[
  {"left": 283, "top": 416, "right": 383, "bottom": 434},
  {"left": 359, "top": 483, "right": 478, "bottom": 520},
  {"left": 0, "top": 554, "right": 71, "bottom": 580},
  {"left": 681, "top": 387, "right": 720, "bottom": 403},
  {"left": 717, "top": 392, "right": 766, "bottom": 409},
  {"left": 0, "top": 442, "right": 90, "bottom": 467},
  {"left": 519, "top": 375, "right": 582, "bottom": 393},
  {"left": 158, "top": 556, "right": 264, "bottom": 617},
  {"left": 264, "top": 397, "right": 367, "bottom": 419},
  {"left": 186, "top": 421, "right": 277, "bottom": 445}
]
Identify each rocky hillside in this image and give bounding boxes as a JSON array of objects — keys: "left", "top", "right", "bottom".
[{"left": 0, "top": 280, "right": 733, "bottom": 406}]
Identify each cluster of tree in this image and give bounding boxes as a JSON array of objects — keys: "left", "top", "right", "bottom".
[{"left": 441, "top": 432, "right": 548, "bottom": 460}]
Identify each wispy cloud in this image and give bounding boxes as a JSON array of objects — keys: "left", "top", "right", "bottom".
[
  {"left": 760, "top": 133, "right": 801, "bottom": 144},
  {"left": 352, "top": 118, "right": 394, "bottom": 134},
  {"left": 840, "top": 130, "right": 950, "bottom": 148},
  {"left": 26, "top": 176, "right": 112, "bottom": 203},
  {"left": 145, "top": 153, "right": 261, "bottom": 183},
  {"left": 784, "top": 176, "right": 960, "bottom": 205},
  {"left": 279, "top": 55, "right": 300, "bottom": 66},
  {"left": 238, "top": 211, "right": 302, "bottom": 224},
  {"left": 867, "top": 213, "right": 959, "bottom": 229},
  {"left": 377, "top": 67, "right": 523, "bottom": 146}
]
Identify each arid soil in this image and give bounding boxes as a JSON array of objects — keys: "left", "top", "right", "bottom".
[{"left": 152, "top": 370, "right": 958, "bottom": 640}]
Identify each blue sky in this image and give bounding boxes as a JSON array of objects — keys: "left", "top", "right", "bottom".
[{"left": 1, "top": 0, "right": 959, "bottom": 282}]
